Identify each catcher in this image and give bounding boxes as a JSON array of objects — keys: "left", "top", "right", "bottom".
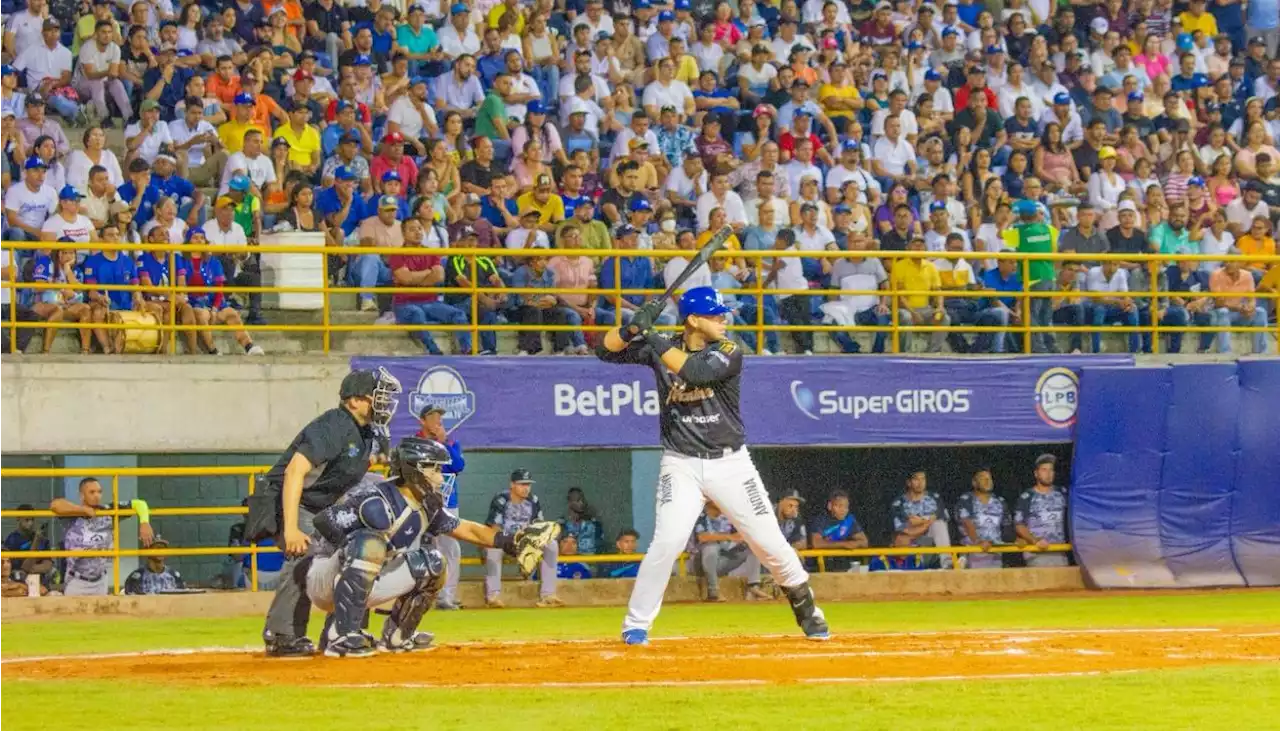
[{"left": 304, "top": 437, "right": 560, "bottom": 658}]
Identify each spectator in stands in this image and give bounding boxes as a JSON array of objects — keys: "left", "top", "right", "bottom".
[
  {"left": 764, "top": 228, "right": 814, "bottom": 354},
  {"left": 4, "top": 556, "right": 48, "bottom": 596},
  {"left": 555, "top": 533, "right": 592, "bottom": 579},
  {"left": 890, "top": 469, "right": 953, "bottom": 568},
  {"left": 177, "top": 227, "right": 264, "bottom": 356},
  {"left": 820, "top": 237, "right": 901, "bottom": 354},
  {"left": 1015, "top": 454, "right": 1069, "bottom": 568},
  {"left": 3, "top": 505, "right": 53, "bottom": 588},
  {"left": 75, "top": 19, "right": 133, "bottom": 126},
  {"left": 5, "top": 157, "right": 57, "bottom": 242},
  {"left": 123, "top": 536, "right": 186, "bottom": 594},
  {"left": 1236, "top": 216, "right": 1277, "bottom": 285},
  {"left": 50, "top": 477, "right": 154, "bottom": 595},
  {"left": 807, "top": 489, "right": 868, "bottom": 572},
  {"left": 890, "top": 237, "right": 951, "bottom": 352},
  {"left": 1085, "top": 258, "right": 1141, "bottom": 353},
  {"left": 1162, "top": 258, "right": 1215, "bottom": 353},
  {"left": 956, "top": 468, "right": 1009, "bottom": 570},
  {"left": 775, "top": 489, "right": 808, "bottom": 554},
  {"left": 597, "top": 224, "right": 666, "bottom": 329},
  {"left": 974, "top": 251, "right": 1024, "bottom": 354},
  {"left": 596, "top": 529, "right": 641, "bottom": 579},
  {"left": 1209, "top": 248, "right": 1271, "bottom": 354},
  {"left": 12, "top": 19, "right": 78, "bottom": 122},
  {"left": 484, "top": 469, "right": 562, "bottom": 608},
  {"left": 390, "top": 226, "right": 473, "bottom": 356},
  {"left": 547, "top": 250, "right": 597, "bottom": 355},
  {"left": 15, "top": 95, "right": 71, "bottom": 157},
  {"left": 693, "top": 502, "right": 765, "bottom": 602},
  {"left": 511, "top": 253, "right": 585, "bottom": 355},
  {"left": 559, "top": 488, "right": 603, "bottom": 555}
]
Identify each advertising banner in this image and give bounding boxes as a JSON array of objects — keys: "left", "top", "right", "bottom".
[{"left": 351, "top": 355, "right": 1133, "bottom": 449}]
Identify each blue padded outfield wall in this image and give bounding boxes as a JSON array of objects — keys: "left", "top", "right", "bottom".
[{"left": 1071, "top": 360, "right": 1280, "bottom": 588}]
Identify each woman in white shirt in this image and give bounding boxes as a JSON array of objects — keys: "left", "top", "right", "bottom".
[
  {"left": 66, "top": 127, "right": 124, "bottom": 193},
  {"left": 1088, "top": 146, "right": 1126, "bottom": 229},
  {"left": 40, "top": 187, "right": 95, "bottom": 243},
  {"left": 1197, "top": 209, "right": 1234, "bottom": 272}
]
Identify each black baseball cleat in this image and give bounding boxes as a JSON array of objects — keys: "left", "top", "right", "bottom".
[
  {"left": 264, "top": 634, "right": 316, "bottom": 658},
  {"left": 380, "top": 630, "right": 435, "bottom": 653},
  {"left": 802, "top": 615, "right": 831, "bottom": 642},
  {"left": 324, "top": 633, "right": 377, "bottom": 658}
]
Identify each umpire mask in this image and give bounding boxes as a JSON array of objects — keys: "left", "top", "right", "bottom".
[{"left": 370, "top": 367, "right": 403, "bottom": 438}]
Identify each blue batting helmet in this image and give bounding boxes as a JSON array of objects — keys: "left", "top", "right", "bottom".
[{"left": 678, "top": 286, "right": 733, "bottom": 320}]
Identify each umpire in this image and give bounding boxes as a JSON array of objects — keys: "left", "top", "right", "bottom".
[{"left": 255, "top": 368, "right": 402, "bottom": 657}]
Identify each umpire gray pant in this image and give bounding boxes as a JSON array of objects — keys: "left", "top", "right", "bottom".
[
  {"left": 484, "top": 539, "right": 558, "bottom": 600},
  {"left": 436, "top": 534, "right": 461, "bottom": 604},
  {"left": 264, "top": 508, "right": 316, "bottom": 639}
]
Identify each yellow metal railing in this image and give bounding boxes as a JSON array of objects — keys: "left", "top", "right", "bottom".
[
  {"left": 0, "top": 465, "right": 1070, "bottom": 593},
  {"left": 2, "top": 241, "right": 1276, "bottom": 356}
]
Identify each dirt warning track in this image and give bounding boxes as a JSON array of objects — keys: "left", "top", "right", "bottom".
[{"left": 5, "top": 628, "right": 1278, "bottom": 688}]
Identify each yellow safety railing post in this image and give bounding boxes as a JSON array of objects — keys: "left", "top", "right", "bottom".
[
  {"left": 111, "top": 475, "right": 121, "bottom": 595},
  {"left": 1149, "top": 259, "right": 1161, "bottom": 354},
  {"left": 753, "top": 255, "right": 764, "bottom": 354},
  {"left": 1021, "top": 258, "right": 1032, "bottom": 354},
  {"left": 612, "top": 254, "right": 622, "bottom": 329},
  {"left": 7, "top": 254, "right": 16, "bottom": 353},
  {"left": 469, "top": 256, "right": 479, "bottom": 355},
  {"left": 888, "top": 253, "right": 900, "bottom": 354},
  {"left": 168, "top": 249, "right": 178, "bottom": 355},
  {"left": 322, "top": 253, "right": 331, "bottom": 354},
  {"left": 248, "top": 473, "right": 259, "bottom": 592}
]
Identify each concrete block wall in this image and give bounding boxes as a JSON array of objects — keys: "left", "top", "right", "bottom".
[
  {"left": 0, "top": 455, "right": 59, "bottom": 544},
  {"left": 135, "top": 453, "right": 276, "bottom": 586}
]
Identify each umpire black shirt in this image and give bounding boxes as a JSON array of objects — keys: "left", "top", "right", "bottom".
[{"left": 264, "top": 407, "right": 377, "bottom": 512}]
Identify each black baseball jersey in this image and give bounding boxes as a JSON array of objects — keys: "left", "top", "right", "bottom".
[
  {"left": 597, "top": 335, "right": 747, "bottom": 457},
  {"left": 312, "top": 478, "right": 459, "bottom": 557},
  {"left": 264, "top": 407, "right": 379, "bottom": 513}
]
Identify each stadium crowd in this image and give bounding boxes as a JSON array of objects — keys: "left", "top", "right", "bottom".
[{"left": 2, "top": 0, "right": 1278, "bottom": 355}]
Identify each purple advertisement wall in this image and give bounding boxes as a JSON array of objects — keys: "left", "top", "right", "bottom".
[{"left": 351, "top": 356, "right": 1133, "bottom": 449}]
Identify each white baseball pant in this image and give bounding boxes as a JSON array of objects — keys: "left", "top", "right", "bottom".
[
  {"left": 623, "top": 448, "right": 810, "bottom": 633},
  {"left": 305, "top": 551, "right": 419, "bottom": 612}
]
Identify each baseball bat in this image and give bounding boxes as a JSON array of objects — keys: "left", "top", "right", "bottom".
[{"left": 650, "top": 225, "right": 734, "bottom": 307}]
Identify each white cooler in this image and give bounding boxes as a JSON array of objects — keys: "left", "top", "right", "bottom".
[{"left": 259, "top": 232, "right": 326, "bottom": 310}]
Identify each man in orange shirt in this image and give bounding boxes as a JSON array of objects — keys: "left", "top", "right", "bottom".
[
  {"left": 207, "top": 56, "right": 243, "bottom": 107},
  {"left": 1209, "top": 250, "right": 1270, "bottom": 354}
]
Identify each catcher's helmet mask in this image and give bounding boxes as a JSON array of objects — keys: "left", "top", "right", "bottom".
[{"left": 391, "top": 437, "right": 452, "bottom": 502}]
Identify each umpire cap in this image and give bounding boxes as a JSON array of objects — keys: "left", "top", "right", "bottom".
[
  {"left": 678, "top": 286, "right": 733, "bottom": 320},
  {"left": 339, "top": 370, "right": 379, "bottom": 400}
]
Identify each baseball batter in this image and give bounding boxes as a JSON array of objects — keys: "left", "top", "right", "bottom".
[
  {"left": 597, "top": 285, "right": 830, "bottom": 645},
  {"left": 304, "top": 437, "right": 560, "bottom": 657}
]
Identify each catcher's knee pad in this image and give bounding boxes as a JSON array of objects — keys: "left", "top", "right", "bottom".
[
  {"left": 383, "top": 547, "right": 445, "bottom": 646},
  {"left": 403, "top": 546, "right": 446, "bottom": 592},
  {"left": 331, "top": 530, "right": 389, "bottom": 637}
]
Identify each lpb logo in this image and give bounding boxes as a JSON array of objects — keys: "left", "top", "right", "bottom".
[
  {"left": 1035, "top": 367, "right": 1079, "bottom": 427},
  {"left": 409, "top": 366, "right": 476, "bottom": 434}
]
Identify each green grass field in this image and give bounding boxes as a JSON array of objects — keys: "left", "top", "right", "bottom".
[{"left": 4, "top": 591, "right": 1279, "bottom": 730}]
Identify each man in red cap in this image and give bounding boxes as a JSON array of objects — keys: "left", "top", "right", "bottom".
[{"left": 370, "top": 132, "right": 418, "bottom": 194}]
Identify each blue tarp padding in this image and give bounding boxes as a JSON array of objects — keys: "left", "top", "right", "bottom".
[
  {"left": 1071, "top": 360, "right": 1280, "bottom": 588},
  {"left": 1071, "top": 367, "right": 1176, "bottom": 587},
  {"left": 1231, "top": 360, "right": 1280, "bottom": 586}
]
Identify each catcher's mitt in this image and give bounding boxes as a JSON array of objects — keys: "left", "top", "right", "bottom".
[{"left": 511, "top": 521, "right": 561, "bottom": 578}]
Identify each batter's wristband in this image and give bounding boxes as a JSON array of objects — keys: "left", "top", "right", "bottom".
[
  {"left": 493, "top": 532, "right": 517, "bottom": 557},
  {"left": 131, "top": 499, "right": 151, "bottom": 523},
  {"left": 644, "top": 331, "right": 673, "bottom": 356}
]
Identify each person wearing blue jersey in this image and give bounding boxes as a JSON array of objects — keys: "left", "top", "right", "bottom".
[
  {"left": 366, "top": 170, "right": 411, "bottom": 220},
  {"left": 82, "top": 219, "right": 142, "bottom": 355},
  {"left": 151, "top": 153, "right": 206, "bottom": 229},
  {"left": 317, "top": 166, "right": 366, "bottom": 245},
  {"left": 303, "top": 437, "right": 560, "bottom": 657},
  {"left": 21, "top": 244, "right": 93, "bottom": 354},
  {"left": 117, "top": 158, "right": 165, "bottom": 230},
  {"left": 415, "top": 404, "right": 467, "bottom": 610},
  {"left": 176, "top": 227, "right": 265, "bottom": 356},
  {"left": 137, "top": 225, "right": 197, "bottom": 354}
]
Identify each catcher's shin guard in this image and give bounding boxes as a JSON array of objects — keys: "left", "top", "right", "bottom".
[
  {"left": 382, "top": 547, "right": 445, "bottom": 652},
  {"left": 330, "top": 530, "right": 388, "bottom": 638},
  {"left": 783, "top": 582, "right": 830, "bottom": 640}
]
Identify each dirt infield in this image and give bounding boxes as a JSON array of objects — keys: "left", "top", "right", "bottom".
[{"left": 6, "top": 628, "right": 1279, "bottom": 688}]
